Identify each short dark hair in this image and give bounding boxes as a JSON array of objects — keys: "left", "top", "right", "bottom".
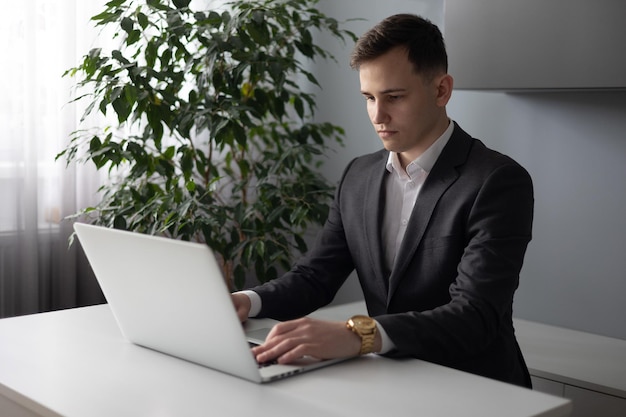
[{"left": 350, "top": 14, "right": 448, "bottom": 79}]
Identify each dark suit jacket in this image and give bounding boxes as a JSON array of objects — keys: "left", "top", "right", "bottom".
[{"left": 253, "top": 122, "right": 534, "bottom": 387}]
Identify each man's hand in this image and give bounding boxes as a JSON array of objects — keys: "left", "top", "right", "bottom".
[
  {"left": 231, "top": 293, "right": 251, "bottom": 322},
  {"left": 252, "top": 317, "right": 367, "bottom": 364}
]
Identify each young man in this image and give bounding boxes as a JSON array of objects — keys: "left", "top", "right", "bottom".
[{"left": 232, "top": 14, "right": 534, "bottom": 388}]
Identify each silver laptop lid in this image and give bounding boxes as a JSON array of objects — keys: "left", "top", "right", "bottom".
[{"left": 73, "top": 223, "right": 263, "bottom": 383}]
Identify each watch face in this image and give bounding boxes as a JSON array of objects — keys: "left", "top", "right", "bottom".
[{"left": 351, "top": 315, "right": 376, "bottom": 330}]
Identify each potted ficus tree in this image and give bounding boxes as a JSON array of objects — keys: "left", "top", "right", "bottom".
[{"left": 58, "top": 0, "right": 357, "bottom": 289}]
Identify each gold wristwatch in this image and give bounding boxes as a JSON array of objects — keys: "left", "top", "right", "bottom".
[{"left": 346, "top": 315, "right": 377, "bottom": 355}]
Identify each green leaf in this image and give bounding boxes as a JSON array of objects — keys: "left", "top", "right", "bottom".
[
  {"left": 251, "top": 10, "right": 264, "bottom": 25},
  {"left": 127, "top": 29, "right": 141, "bottom": 46},
  {"left": 233, "top": 264, "right": 246, "bottom": 290},
  {"left": 112, "top": 95, "right": 132, "bottom": 123},
  {"left": 231, "top": 121, "right": 247, "bottom": 147},
  {"left": 121, "top": 17, "right": 134, "bottom": 33},
  {"left": 237, "top": 159, "right": 250, "bottom": 178},
  {"left": 137, "top": 12, "right": 149, "bottom": 29},
  {"left": 172, "top": 0, "right": 191, "bottom": 9},
  {"left": 206, "top": 11, "right": 222, "bottom": 26},
  {"left": 265, "top": 266, "right": 278, "bottom": 282},
  {"left": 293, "top": 96, "right": 304, "bottom": 119},
  {"left": 91, "top": 9, "right": 123, "bottom": 25},
  {"left": 256, "top": 240, "right": 265, "bottom": 259},
  {"left": 105, "top": 0, "right": 126, "bottom": 7},
  {"left": 111, "top": 50, "right": 130, "bottom": 65},
  {"left": 294, "top": 233, "right": 308, "bottom": 253},
  {"left": 159, "top": 48, "right": 172, "bottom": 67},
  {"left": 147, "top": 104, "right": 164, "bottom": 145},
  {"left": 89, "top": 136, "right": 102, "bottom": 153},
  {"left": 163, "top": 145, "right": 175, "bottom": 159},
  {"left": 124, "top": 85, "right": 137, "bottom": 107},
  {"left": 113, "top": 215, "right": 127, "bottom": 230},
  {"left": 289, "top": 206, "right": 306, "bottom": 225},
  {"left": 181, "top": 149, "right": 194, "bottom": 180},
  {"left": 246, "top": 22, "right": 270, "bottom": 46}
]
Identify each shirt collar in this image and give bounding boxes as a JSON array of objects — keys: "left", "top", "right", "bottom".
[{"left": 386, "top": 120, "right": 455, "bottom": 177}]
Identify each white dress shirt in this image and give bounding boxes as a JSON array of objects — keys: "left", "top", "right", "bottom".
[
  {"left": 382, "top": 121, "right": 454, "bottom": 272},
  {"left": 242, "top": 120, "right": 455, "bottom": 355}
]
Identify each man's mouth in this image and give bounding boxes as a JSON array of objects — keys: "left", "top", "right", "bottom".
[{"left": 377, "top": 130, "right": 396, "bottom": 139}]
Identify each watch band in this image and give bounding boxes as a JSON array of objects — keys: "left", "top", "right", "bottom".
[
  {"left": 359, "top": 331, "right": 376, "bottom": 355},
  {"left": 347, "top": 315, "right": 377, "bottom": 355}
]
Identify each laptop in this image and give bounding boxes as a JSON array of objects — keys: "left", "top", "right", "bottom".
[{"left": 74, "top": 222, "right": 348, "bottom": 383}]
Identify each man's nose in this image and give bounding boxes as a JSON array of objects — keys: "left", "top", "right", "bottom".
[{"left": 370, "top": 102, "right": 389, "bottom": 124}]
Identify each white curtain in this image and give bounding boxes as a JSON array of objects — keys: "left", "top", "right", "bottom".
[{"left": 0, "top": 1, "right": 107, "bottom": 317}]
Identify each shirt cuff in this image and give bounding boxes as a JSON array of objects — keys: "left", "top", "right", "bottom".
[
  {"left": 374, "top": 320, "right": 396, "bottom": 354},
  {"left": 238, "top": 290, "right": 262, "bottom": 317}
]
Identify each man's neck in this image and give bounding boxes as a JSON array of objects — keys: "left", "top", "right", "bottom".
[{"left": 397, "top": 117, "right": 451, "bottom": 171}]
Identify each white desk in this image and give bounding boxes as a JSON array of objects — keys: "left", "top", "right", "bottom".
[
  {"left": 514, "top": 318, "right": 626, "bottom": 398},
  {"left": 0, "top": 303, "right": 571, "bottom": 417},
  {"left": 514, "top": 318, "right": 626, "bottom": 417}
]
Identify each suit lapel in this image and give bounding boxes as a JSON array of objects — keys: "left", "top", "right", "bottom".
[
  {"left": 363, "top": 152, "right": 391, "bottom": 295},
  {"left": 387, "top": 125, "right": 472, "bottom": 304}
]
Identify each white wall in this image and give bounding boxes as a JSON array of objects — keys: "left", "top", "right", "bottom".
[{"left": 313, "top": 1, "right": 626, "bottom": 340}]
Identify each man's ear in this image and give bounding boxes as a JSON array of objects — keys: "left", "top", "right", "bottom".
[{"left": 435, "top": 73, "right": 454, "bottom": 107}]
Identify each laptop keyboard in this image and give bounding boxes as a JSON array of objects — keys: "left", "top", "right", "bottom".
[
  {"left": 249, "top": 342, "right": 278, "bottom": 368},
  {"left": 257, "top": 359, "right": 278, "bottom": 368}
]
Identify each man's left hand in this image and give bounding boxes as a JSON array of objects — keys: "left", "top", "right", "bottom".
[{"left": 252, "top": 317, "right": 364, "bottom": 364}]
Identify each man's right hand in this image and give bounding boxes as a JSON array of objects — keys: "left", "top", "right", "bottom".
[{"left": 231, "top": 293, "right": 252, "bottom": 322}]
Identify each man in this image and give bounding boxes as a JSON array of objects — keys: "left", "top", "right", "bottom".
[{"left": 232, "top": 14, "right": 534, "bottom": 388}]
